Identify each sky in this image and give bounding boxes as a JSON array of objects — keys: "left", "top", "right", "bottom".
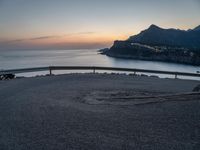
[{"left": 0, "top": 0, "right": 200, "bottom": 50}]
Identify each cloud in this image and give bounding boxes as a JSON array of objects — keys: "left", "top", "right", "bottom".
[
  {"left": 62, "top": 32, "right": 95, "bottom": 37},
  {"left": 0, "top": 36, "right": 58, "bottom": 44},
  {"left": 75, "top": 32, "right": 95, "bottom": 35},
  {"left": 29, "top": 35, "right": 60, "bottom": 40},
  {"left": 0, "top": 32, "right": 96, "bottom": 44}
]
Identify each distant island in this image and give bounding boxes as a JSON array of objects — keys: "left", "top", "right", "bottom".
[{"left": 100, "top": 24, "right": 200, "bottom": 65}]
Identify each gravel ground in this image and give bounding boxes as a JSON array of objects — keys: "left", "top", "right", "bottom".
[{"left": 0, "top": 74, "right": 200, "bottom": 150}]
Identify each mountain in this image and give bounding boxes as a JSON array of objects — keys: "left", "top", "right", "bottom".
[
  {"left": 193, "top": 25, "right": 200, "bottom": 31},
  {"left": 101, "top": 25, "right": 200, "bottom": 65},
  {"left": 127, "top": 24, "right": 200, "bottom": 48}
]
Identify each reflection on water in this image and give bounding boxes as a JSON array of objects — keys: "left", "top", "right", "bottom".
[{"left": 0, "top": 49, "right": 200, "bottom": 80}]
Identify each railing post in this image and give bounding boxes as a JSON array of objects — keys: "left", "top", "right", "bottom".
[
  {"left": 49, "top": 67, "right": 52, "bottom": 75},
  {"left": 175, "top": 74, "right": 177, "bottom": 79},
  {"left": 93, "top": 67, "right": 95, "bottom": 74}
]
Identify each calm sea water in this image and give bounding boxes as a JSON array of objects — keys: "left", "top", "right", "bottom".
[{"left": 0, "top": 49, "right": 200, "bottom": 80}]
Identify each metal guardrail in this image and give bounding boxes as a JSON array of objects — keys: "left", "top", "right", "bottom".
[
  {"left": 0, "top": 67, "right": 49, "bottom": 75},
  {"left": 0, "top": 66, "right": 200, "bottom": 79}
]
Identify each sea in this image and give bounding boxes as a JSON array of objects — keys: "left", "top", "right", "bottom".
[{"left": 0, "top": 49, "right": 200, "bottom": 80}]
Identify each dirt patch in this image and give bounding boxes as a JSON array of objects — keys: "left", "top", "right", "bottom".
[
  {"left": 83, "top": 90, "right": 200, "bottom": 106},
  {"left": 83, "top": 90, "right": 165, "bottom": 105}
]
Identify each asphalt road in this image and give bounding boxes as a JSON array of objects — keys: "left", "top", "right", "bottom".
[{"left": 0, "top": 74, "right": 199, "bottom": 150}]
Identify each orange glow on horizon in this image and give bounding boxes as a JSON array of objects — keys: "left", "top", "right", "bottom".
[{"left": 0, "top": 32, "right": 131, "bottom": 50}]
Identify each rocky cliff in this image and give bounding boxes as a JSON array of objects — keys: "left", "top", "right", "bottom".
[{"left": 102, "top": 25, "right": 200, "bottom": 65}]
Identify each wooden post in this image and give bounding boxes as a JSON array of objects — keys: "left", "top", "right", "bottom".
[
  {"left": 49, "top": 68, "right": 52, "bottom": 75},
  {"left": 175, "top": 74, "right": 177, "bottom": 79}
]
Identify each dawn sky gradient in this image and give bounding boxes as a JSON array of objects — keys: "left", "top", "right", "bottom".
[{"left": 0, "top": 0, "right": 200, "bottom": 50}]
